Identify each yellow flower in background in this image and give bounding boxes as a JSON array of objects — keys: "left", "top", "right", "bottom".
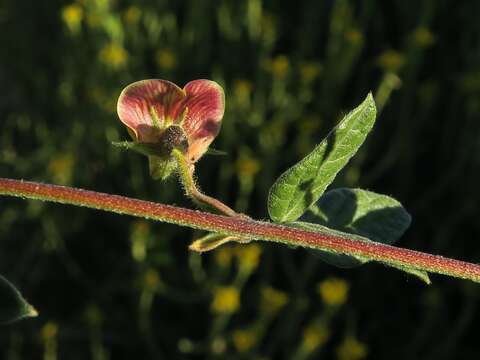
[
  {"left": 271, "top": 55, "right": 289, "bottom": 78},
  {"left": 130, "top": 220, "right": 150, "bottom": 262},
  {"left": 344, "top": 29, "right": 364, "bottom": 46},
  {"left": 214, "top": 246, "right": 234, "bottom": 268},
  {"left": 211, "top": 286, "right": 240, "bottom": 314},
  {"left": 41, "top": 322, "right": 58, "bottom": 341},
  {"left": 48, "top": 153, "right": 74, "bottom": 185},
  {"left": 302, "top": 324, "right": 330, "bottom": 353},
  {"left": 377, "top": 50, "right": 405, "bottom": 72},
  {"left": 233, "top": 79, "right": 253, "bottom": 105},
  {"left": 299, "top": 62, "right": 322, "bottom": 83},
  {"left": 124, "top": 6, "right": 142, "bottom": 25},
  {"left": 232, "top": 329, "right": 256, "bottom": 352},
  {"left": 264, "top": 55, "right": 289, "bottom": 78},
  {"left": 155, "top": 49, "right": 177, "bottom": 70},
  {"left": 99, "top": 43, "right": 128, "bottom": 69},
  {"left": 61, "top": 3, "right": 84, "bottom": 33},
  {"left": 260, "top": 286, "right": 288, "bottom": 315},
  {"left": 318, "top": 277, "right": 349, "bottom": 306},
  {"left": 41, "top": 321, "right": 59, "bottom": 360},
  {"left": 131, "top": 220, "right": 150, "bottom": 239},
  {"left": 211, "top": 337, "right": 227, "bottom": 355},
  {"left": 236, "top": 244, "right": 262, "bottom": 273},
  {"left": 413, "top": 27, "right": 435, "bottom": 48},
  {"left": 336, "top": 336, "right": 367, "bottom": 360},
  {"left": 236, "top": 151, "right": 261, "bottom": 179},
  {"left": 143, "top": 268, "right": 160, "bottom": 291}
]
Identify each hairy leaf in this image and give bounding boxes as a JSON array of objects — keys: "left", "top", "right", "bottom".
[
  {"left": 289, "top": 188, "right": 429, "bottom": 283},
  {"left": 290, "top": 220, "right": 430, "bottom": 284},
  {"left": 304, "top": 187, "right": 412, "bottom": 260},
  {"left": 268, "top": 93, "right": 376, "bottom": 223}
]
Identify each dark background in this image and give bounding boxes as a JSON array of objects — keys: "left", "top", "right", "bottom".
[{"left": 1, "top": 0, "right": 480, "bottom": 358}]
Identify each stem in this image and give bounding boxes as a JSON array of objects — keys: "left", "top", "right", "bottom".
[
  {"left": 172, "top": 149, "right": 239, "bottom": 217},
  {"left": 0, "top": 178, "right": 480, "bottom": 283}
]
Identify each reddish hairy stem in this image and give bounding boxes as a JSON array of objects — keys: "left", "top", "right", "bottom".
[{"left": 0, "top": 178, "right": 479, "bottom": 283}]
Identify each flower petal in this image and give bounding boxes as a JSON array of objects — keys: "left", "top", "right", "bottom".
[
  {"left": 182, "top": 80, "right": 225, "bottom": 162},
  {"left": 117, "top": 79, "right": 185, "bottom": 142}
]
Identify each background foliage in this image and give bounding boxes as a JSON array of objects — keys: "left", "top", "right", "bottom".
[{"left": 1, "top": 0, "right": 480, "bottom": 358}]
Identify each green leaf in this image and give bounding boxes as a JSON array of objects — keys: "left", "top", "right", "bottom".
[
  {"left": 301, "top": 187, "right": 411, "bottom": 268},
  {"left": 0, "top": 275, "right": 38, "bottom": 324},
  {"left": 268, "top": 93, "right": 376, "bottom": 223},
  {"left": 390, "top": 265, "right": 431, "bottom": 284},
  {"left": 290, "top": 221, "right": 430, "bottom": 284},
  {"left": 289, "top": 188, "right": 430, "bottom": 283}
]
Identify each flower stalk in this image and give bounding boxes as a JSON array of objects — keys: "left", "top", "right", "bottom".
[
  {"left": 172, "top": 148, "right": 238, "bottom": 217},
  {"left": 1, "top": 177, "right": 480, "bottom": 283}
]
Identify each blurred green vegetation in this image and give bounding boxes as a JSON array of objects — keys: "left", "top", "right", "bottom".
[{"left": 1, "top": 0, "right": 480, "bottom": 358}]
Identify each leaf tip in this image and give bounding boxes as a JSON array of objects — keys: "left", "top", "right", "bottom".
[
  {"left": 365, "top": 91, "right": 377, "bottom": 114},
  {"left": 188, "top": 240, "right": 209, "bottom": 253},
  {"left": 188, "top": 234, "right": 237, "bottom": 253},
  {"left": 25, "top": 303, "right": 39, "bottom": 318}
]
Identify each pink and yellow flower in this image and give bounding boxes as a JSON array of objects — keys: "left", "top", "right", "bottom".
[{"left": 116, "top": 79, "right": 225, "bottom": 178}]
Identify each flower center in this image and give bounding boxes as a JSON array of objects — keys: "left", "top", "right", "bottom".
[{"left": 157, "top": 125, "right": 188, "bottom": 155}]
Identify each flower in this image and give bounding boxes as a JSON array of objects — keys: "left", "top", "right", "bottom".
[
  {"left": 413, "top": 27, "right": 435, "bottom": 48},
  {"left": 259, "top": 286, "right": 288, "bottom": 315},
  {"left": 344, "top": 29, "right": 364, "bottom": 46},
  {"left": 317, "top": 277, "right": 349, "bottom": 306},
  {"left": 211, "top": 286, "right": 240, "bottom": 314},
  {"left": 155, "top": 49, "right": 177, "bottom": 70},
  {"left": 377, "top": 50, "right": 405, "bottom": 72},
  {"left": 232, "top": 329, "right": 257, "bottom": 352},
  {"left": 124, "top": 6, "right": 142, "bottom": 25},
  {"left": 301, "top": 324, "right": 330, "bottom": 353},
  {"left": 99, "top": 43, "right": 128, "bottom": 69},
  {"left": 48, "top": 153, "right": 74, "bottom": 185},
  {"left": 117, "top": 79, "right": 225, "bottom": 179},
  {"left": 233, "top": 79, "right": 252, "bottom": 106},
  {"left": 61, "top": 4, "right": 83, "bottom": 33},
  {"left": 299, "top": 62, "right": 322, "bottom": 84},
  {"left": 235, "top": 244, "right": 262, "bottom": 274},
  {"left": 130, "top": 220, "right": 150, "bottom": 262},
  {"left": 143, "top": 268, "right": 160, "bottom": 291},
  {"left": 336, "top": 336, "right": 367, "bottom": 360},
  {"left": 236, "top": 150, "right": 261, "bottom": 179},
  {"left": 41, "top": 322, "right": 58, "bottom": 341},
  {"left": 268, "top": 55, "right": 290, "bottom": 78}
]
